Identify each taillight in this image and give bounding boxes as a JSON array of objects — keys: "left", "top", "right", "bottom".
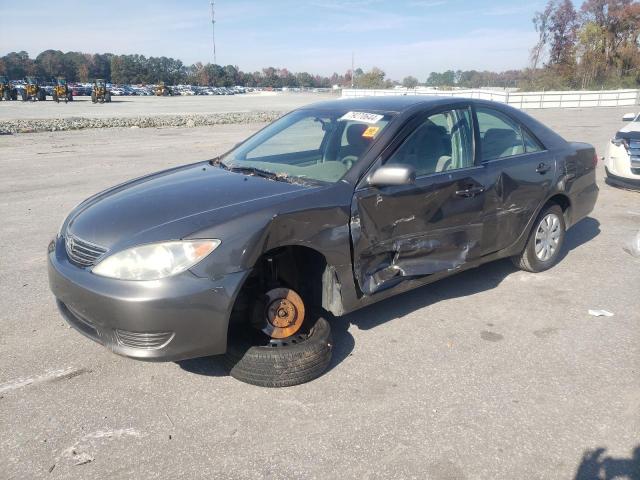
[{"left": 593, "top": 152, "right": 599, "bottom": 167}]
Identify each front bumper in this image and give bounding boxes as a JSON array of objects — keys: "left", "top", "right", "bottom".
[
  {"left": 605, "top": 167, "right": 640, "bottom": 190},
  {"left": 605, "top": 143, "right": 640, "bottom": 187},
  {"left": 48, "top": 237, "right": 249, "bottom": 362}
]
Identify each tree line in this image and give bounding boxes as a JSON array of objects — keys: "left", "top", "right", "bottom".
[
  {"left": 426, "top": 0, "right": 640, "bottom": 90},
  {"left": 0, "top": 49, "right": 370, "bottom": 88}
]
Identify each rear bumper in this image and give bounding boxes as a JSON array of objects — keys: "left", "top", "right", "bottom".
[
  {"left": 566, "top": 176, "right": 599, "bottom": 229},
  {"left": 48, "top": 237, "right": 249, "bottom": 362}
]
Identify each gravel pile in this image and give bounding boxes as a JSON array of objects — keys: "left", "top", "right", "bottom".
[{"left": 0, "top": 111, "right": 283, "bottom": 134}]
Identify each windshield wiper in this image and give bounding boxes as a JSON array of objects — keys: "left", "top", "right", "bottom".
[{"left": 228, "top": 165, "right": 289, "bottom": 182}]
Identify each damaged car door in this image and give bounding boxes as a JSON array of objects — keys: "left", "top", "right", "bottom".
[
  {"left": 475, "top": 106, "right": 554, "bottom": 254},
  {"left": 350, "top": 106, "right": 488, "bottom": 295}
]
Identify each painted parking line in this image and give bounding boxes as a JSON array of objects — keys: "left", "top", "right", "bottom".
[{"left": 0, "top": 367, "right": 89, "bottom": 394}]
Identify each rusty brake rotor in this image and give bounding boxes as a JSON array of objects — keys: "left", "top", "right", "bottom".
[{"left": 259, "top": 287, "right": 305, "bottom": 339}]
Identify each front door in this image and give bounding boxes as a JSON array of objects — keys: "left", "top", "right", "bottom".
[{"left": 350, "top": 106, "right": 489, "bottom": 295}]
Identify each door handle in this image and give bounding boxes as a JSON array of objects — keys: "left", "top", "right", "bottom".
[
  {"left": 455, "top": 185, "right": 485, "bottom": 198},
  {"left": 536, "top": 162, "right": 551, "bottom": 174}
]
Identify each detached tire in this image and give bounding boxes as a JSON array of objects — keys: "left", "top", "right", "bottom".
[
  {"left": 512, "top": 204, "right": 566, "bottom": 273},
  {"left": 224, "top": 316, "right": 333, "bottom": 388}
]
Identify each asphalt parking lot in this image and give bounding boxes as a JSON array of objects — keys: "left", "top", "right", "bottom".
[{"left": 0, "top": 103, "right": 638, "bottom": 479}]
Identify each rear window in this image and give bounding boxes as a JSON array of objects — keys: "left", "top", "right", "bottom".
[{"left": 476, "top": 107, "right": 545, "bottom": 160}]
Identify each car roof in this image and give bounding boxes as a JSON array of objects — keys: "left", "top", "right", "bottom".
[{"left": 303, "top": 95, "right": 461, "bottom": 114}]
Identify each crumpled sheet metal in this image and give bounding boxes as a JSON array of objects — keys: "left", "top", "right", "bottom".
[{"left": 352, "top": 216, "right": 481, "bottom": 295}]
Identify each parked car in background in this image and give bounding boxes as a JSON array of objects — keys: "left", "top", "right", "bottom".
[
  {"left": 70, "top": 84, "right": 92, "bottom": 96},
  {"left": 606, "top": 112, "right": 640, "bottom": 189},
  {"left": 49, "top": 97, "right": 598, "bottom": 388}
]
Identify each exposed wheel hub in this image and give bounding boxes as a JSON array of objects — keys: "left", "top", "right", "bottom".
[{"left": 260, "top": 288, "right": 305, "bottom": 339}]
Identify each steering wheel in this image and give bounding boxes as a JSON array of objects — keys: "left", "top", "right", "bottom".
[{"left": 340, "top": 155, "right": 359, "bottom": 170}]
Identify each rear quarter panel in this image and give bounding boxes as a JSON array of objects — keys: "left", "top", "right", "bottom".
[{"left": 557, "top": 142, "right": 598, "bottom": 228}]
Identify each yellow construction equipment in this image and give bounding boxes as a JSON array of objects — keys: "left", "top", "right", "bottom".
[
  {"left": 52, "top": 77, "right": 73, "bottom": 103},
  {"left": 0, "top": 76, "right": 18, "bottom": 101},
  {"left": 154, "top": 81, "right": 172, "bottom": 96},
  {"left": 91, "top": 79, "right": 111, "bottom": 103},
  {"left": 21, "top": 76, "right": 46, "bottom": 101}
]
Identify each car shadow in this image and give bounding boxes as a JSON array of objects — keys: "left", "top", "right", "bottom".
[
  {"left": 178, "top": 216, "right": 600, "bottom": 378},
  {"left": 343, "top": 216, "right": 600, "bottom": 332},
  {"left": 177, "top": 356, "right": 228, "bottom": 377},
  {"left": 560, "top": 216, "right": 601, "bottom": 261},
  {"left": 574, "top": 445, "right": 639, "bottom": 479}
]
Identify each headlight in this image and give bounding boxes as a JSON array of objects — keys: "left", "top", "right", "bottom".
[
  {"left": 92, "top": 239, "right": 220, "bottom": 280},
  {"left": 611, "top": 137, "right": 628, "bottom": 149}
]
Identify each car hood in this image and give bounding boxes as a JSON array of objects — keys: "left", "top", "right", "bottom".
[
  {"left": 617, "top": 121, "right": 640, "bottom": 138},
  {"left": 66, "top": 162, "right": 313, "bottom": 250}
]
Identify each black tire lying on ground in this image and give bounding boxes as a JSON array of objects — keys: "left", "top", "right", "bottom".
[{"left": 224, "top": 316, "right": 333, "bottom": 388}]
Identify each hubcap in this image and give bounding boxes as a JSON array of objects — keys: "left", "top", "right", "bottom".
[
  {"left": 535, "top": 213, "right": 562, "bottom": 262},
  {"left": 259, "top": 288, "right": 305, "bottom": 339}
]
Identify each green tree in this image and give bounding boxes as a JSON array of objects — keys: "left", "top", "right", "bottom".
[
  {"left": 355, "top": 67, "right": 387, "bottom": 88},
  {"left": 402, "top": 75, "right": 419, "bottom": 88}
]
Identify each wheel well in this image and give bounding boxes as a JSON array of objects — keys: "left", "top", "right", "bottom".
[
  {"left": 545, "top": 194, "right": 571, "bottom": 219},
  {"left": 229, "top": 246, "right": 340, "bottom": 327}
]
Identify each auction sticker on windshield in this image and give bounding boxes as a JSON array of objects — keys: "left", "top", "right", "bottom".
[
  {"left": 362, "top": 126, "right": 380, "bottom": 138},
  {"left": 339, "top": 111, "right": 385, "bottom": 124}
]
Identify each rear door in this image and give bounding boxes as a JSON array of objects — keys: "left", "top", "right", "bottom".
[
  {"left": 475, "top": 107, "right": 555, "bottom": 254},
  {"left": 350, "top": 105, "right": 490, "bottom": 295}
]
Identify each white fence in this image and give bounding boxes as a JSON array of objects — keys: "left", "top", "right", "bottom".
[{"left": 341, "top": 88, "right": 640, "bottom": 109}]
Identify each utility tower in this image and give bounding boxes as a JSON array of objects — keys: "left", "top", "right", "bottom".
[{"left": 210, "top": 0, "right": 217, "bottom": 65}]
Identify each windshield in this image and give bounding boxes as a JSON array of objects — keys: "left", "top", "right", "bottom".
[
  {"left": 96, "top": 80, "right": 105, "bottom": 87},
  {"left": 220, "top": 108, "right": 393, "bottom": 183},
  {"left": 57, "top": 79, "right": 66, "bottom": 85}
]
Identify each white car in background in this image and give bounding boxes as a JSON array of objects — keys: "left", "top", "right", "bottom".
[{"left": 606, "top": 112, "right": 640, "bottom": 189}]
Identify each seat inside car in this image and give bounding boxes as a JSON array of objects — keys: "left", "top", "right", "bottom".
[
  {"left": 391, "top": 122, "right": 452, "bottom": 175},
  {"left": 482, "top": 128, "right": 524, "bottom": 160},
  {"left": 339, "top": 124, "right": 373, "bottom": 167}
]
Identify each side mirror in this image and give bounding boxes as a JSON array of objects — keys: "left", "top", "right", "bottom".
[
  {"left": 368, "top": 165, "right": 416, "bottom": 187},
  {"left": 622, "top": 113, "right": 636, "bottom": 122}
]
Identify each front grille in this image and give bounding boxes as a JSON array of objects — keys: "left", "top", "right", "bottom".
[
  {"left": 65, "top": 234, "right": 108, "bottom": 267},
  {"left": 628, "top": 140, "right": 640, "bottom": 168},
  {"left": 114, "top": 329, "right": 175, "bottom": 350}
]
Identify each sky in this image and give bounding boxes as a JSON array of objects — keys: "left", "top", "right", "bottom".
[{"left": 0, "top": 0, "right": 549, "bottom": 81}]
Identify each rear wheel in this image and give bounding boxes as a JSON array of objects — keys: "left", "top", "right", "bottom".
[
  {"left": 105, "top": 92, "right": 111, "bottom": 103},
  {"left": 52, "top": 92, "right": 59, "bottom": 103},
  {"left": 37, "top": 90, "right": 46, "bottom": 101},
  {"left": 2, "top": 90, "right": 9, "bottom": 101},
  {"left": 512, "top": 204, "right": 566, "bottom": 273},
  {"left": 21, "top": 91, "right": 27, "bottom": 101},
  {"left": 91, "top": 92, "right": 97, "bottom": 103},
  {"left": 224, "top": 286, "right": 333, "bottom": 387}
]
